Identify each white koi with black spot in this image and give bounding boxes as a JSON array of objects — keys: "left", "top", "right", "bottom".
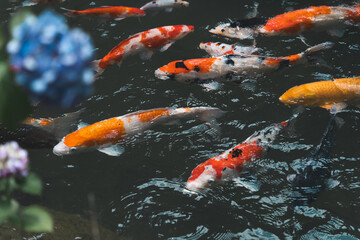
[{"left": 199, "top": 42, "right": 258, "bottom": 57}]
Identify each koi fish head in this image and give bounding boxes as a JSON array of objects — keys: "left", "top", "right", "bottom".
[
  {"left": 53, "top": 139, "right": 75, "bottom": 155},
  {"left": 209, "top": 23, "right": 255, "bottom": 39},
  {"left": 186, "top": 164, "right": 218, "bottom": 192},
  {"left": 244, "top": 123, "right": 285, "bottom": 146},
  {"left": 172, "top": 25, "right": 194, "bottom": 40},
  {"left": 128, "top": 8, "right": 146, "bottom": 16},
  {"left": 279, "top": 85, "right": 319, "bottom": 106},
  {"left": 155, "top": 58, "right": 216, "bottom": 82}
]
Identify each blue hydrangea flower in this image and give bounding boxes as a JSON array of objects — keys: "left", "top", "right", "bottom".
[
  {"left": 7, "top": 10, "right": 94, "bottom": 108},
  {"left": 0, "top": 141, "right": 28, "bottom": 178}
]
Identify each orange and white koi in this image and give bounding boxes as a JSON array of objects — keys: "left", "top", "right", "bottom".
[
  {"left": 53, "top": 107, "right": 225, "bottom": 156},
  {"left": 95, "top": 25, "right": 194, "bottom": 75},
  {"left": 279, "top": 76, "right": 360, "bottom": 110},
  {"left": 185, "top": 121, "right": 287, "bottom": 192},
  {"left": 140, "top": 0, "right": 189, "bottom": 12},
  {"left": 62, "top": 6, "right": 146, "bottom": 21},
  {"left": 199, "top": 42, "right": 258, "bottom": 57},
  {"left": 155, "top": 42, "right": 333, "bottom": 83},
  {"left": 210, "top": 5, "right": 360, "bottom": 39}
]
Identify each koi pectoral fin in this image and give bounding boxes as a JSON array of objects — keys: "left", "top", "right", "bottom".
[
  {"left": 139, "top": 50, "right": 154, "bottom": 60},
  {"left": 159, "top": 42, "right": 174, "bottom": 52},
  {"left": 98, "top": 144, "right": 125, "bottom": 156}
]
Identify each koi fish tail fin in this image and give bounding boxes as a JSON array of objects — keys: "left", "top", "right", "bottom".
[
  {"left": 198, "top": 108, "right": 226, "bottom": 138},
  {"left": 303, "top": 42, "right": 334, "bottom": 55},
  {"left": 281, "top": 106, "right": 305, "bottom": 137},
  {"left": 92, "top": 60, "right": 104, "bottom": 79},
  {"left": 35, "top": 108, "right": 85, "bottom": 140},
  {"left": 60, "top": 7, "right": 79, "bottom": 16},
  {"left": 300, "top": 41, "right": 334, "bottom": 67}
]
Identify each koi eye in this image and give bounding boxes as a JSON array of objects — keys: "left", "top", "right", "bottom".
[
  {"left": 208, "top": 179, "right": 215, "bottom": 185},
  {"left": 221, "top": 29, "right": 225, "bottom": 33}
]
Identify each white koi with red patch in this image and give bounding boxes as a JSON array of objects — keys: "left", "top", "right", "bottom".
[
  {"left": 210, "top": 5, "right": 360, "bottom": 39},
  {"left": 199, "top": 42, "right": 258, "bottom": 57},
  {"left": 53, "top": 107, "right": 224, "bottom": 156},
  {"left": 95, "top": 25, "right": 194, "bottom": 75},
  {"left": 185, "top": 122, "right": 287, "bottom": 192}
]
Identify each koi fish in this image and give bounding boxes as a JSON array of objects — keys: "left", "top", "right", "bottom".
[
  {"left": 140, "top": 0, "right": 189, "bottom": 12},
  {"left": 279, "top": 76, "right": 360, "bottom": 110},
  {"left": 199, "top": 42, "right": 258, "bottom": 57},
  {"left": 94, "top": 25, "right": 194, "bottom": 76},
  {"left": 185, "top": 121, "right": 287, "bottom": 192},
  {"left": 0, "top": 109, "right": 83, "bottom": 149},
  {"left": 288, "top": 111, "right": 341, "bottom": 207},
  {"left": 53, "top": 107, "right": 225, "bottom": 156},
  {"left": 62, "top": 6, "right": 146, "bottom": 21},
  {"left": 210, "top": 5, "right": 360, "bottom": 39},
  {"left": 155, "top": 42, "right": 333, "bottom": 83}
]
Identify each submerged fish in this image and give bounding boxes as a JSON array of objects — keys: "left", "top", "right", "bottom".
[
  {"left": 185, "top": 121, "right": 287, "bottom": 192},
  {"left": 140, "top": 0, "right": 189, "bottom": 12},
  {"left": 155, "top": 42, "right": 333, "bottom": 83},
  {"left": 94, "top": 25, "right": 194, "bottom": 76},
  {"left": 53, "top": 107, "right": 225, "bottom": 156},
  {"left": 199, "top": 42, "right": 258, "bottom": 57},
  {"left": 279, "top": 76, "right": 360, "bottom": 110},
  {"left": 210, "top": 5, "right": 360, "bottom": 39},
  {"left": 0, "top": 109, "right": 83, "bottom": 149},
  {"left": 62, "top": 6, "right": 146, "bottom": 21},
  {"left": 288, "top": 112, "right": 340, "bottom": 207}
]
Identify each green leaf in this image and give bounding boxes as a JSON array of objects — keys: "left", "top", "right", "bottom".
[
  {"left": 9, "top": 10, "right": 34, "bottom": 33},
  {"left": 0, "top": 61, "right": 32, "bottom": 128},
  {"left": 18, "top": 173, "right": 42, "bottom": 196},
  {"left": 0, "top": 198, "right": 19, "bottom": 224},
  {"left": 22, "top": 206, "right": 53, "bottom": 232}
]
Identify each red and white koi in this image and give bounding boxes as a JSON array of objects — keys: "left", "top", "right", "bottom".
[
  {"left": 53, "top": 107, "right": 225, "bottom": 156},
  {"left": 186, "top": 121, "right": 287, "bottom": 192},
  {"left": 199, "top": 42, "right": 258, "bottom": 57},
  {"left": 155, "top": 42, "right": 333, "bottom": 83},
  {"left": 210, "top": 5, "right": 360, "bottom": 39},
  {"left": 95, "top": 25, "right": 194, "bottom": 75},
  {"left": 62, "top": 6, "right": 146, "bottom": 21},
  {"left": 140, "top": 0, "right": 189, "bottom": 12}
]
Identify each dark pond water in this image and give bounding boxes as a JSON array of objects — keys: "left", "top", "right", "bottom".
[{"left": 2, "top": 0, "right": 360, "bottom": 239}]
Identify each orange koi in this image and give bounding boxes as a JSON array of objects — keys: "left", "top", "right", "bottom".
[
  {"left": 94, "top": 25, "right": 194, "bottom": 76},
  {"left": 155, "top": 42, "right": 333, "bottom": 83},
  {"left": 210, "top": 5, "right": 360, "bottom": 39},
  {"left": 62, "top": 6, "right": 145, "bottom": 21},
  {"left": 186, "top": 121, "right": 287, "bottom": 192},
  {"left": 279, "top": 76, "right": 360, "bottom": 110},
  {"left": 53, "top": 107, "right": 225, "bottom": 156}
]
